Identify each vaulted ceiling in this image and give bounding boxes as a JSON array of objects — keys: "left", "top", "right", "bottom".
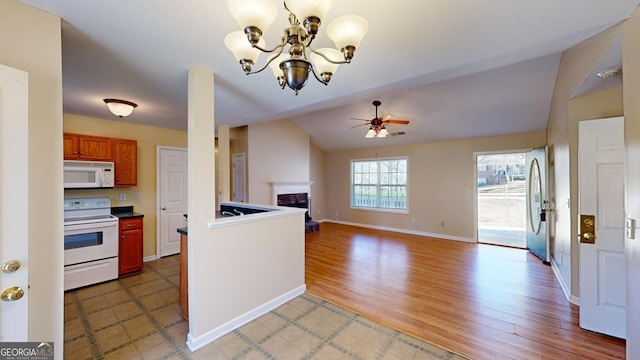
[{"left": 22, "top": 0, "right": 638, "bottom": 151}]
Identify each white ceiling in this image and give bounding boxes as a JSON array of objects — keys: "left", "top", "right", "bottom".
[{"left": 21, "top": 0, "right": 638, "bottom": 151}]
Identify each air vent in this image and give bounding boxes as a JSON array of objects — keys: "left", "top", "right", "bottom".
[
  {"left": 390, "top": 131, "right": 406, "bottom": 136},
  {"left": 596, "top": 67, "right": 621, "bottom": 79}
]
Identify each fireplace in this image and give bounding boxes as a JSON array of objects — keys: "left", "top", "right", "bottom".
[
  {"left": 277, "top": 192, "right": 311, "bottom": 222},
  {"left": 271, "top": 181, "right": 319, "bottom": 233}
]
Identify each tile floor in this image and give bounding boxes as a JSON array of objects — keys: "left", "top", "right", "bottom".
[{"left": 64, "top": 255, "right": 465, "bottom": 359}]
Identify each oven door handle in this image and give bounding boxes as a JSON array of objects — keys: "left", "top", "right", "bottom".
[{"left": 64, "top": 221, "right": 117, "bottom": 232}]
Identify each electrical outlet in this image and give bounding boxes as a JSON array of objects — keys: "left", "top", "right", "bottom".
[
  {"left": 411, "top": 217, "right": 416, "bottom": 223},
  {"left": 440, "top": 221, "right": 445, "bottom": 227},
  {"left": 119, "top": 193, "right": 126, "bottom": 201},
  {"left": 134, "top": 192, "right": 141, "bottom": 201}
]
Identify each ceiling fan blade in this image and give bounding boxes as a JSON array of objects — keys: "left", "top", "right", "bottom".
[
  {"left": 349, "top": 123, "right": 370, "bottom": 129},
  {"left": 349, "top": 117, "right": 371, "bottom": 121},
  {"left": 383, "top": 119, "right": 410, "bottom": 125}
]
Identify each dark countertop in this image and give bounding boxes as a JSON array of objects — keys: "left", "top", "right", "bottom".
[
  {"left": 177, "top": 227, "right": 187, "bottom": 236},
  {"left": 112, "top": 206, "right": 144, "bottom": 219}
]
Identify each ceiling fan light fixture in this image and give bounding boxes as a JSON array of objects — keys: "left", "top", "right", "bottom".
[
  {"left": 357, "top": 100, "right": 410, "bottom": 138},
  {"left": 104, "top": 98, "right": 137, "bottom": 118},
  {"left": 365, "top": 128, "right": 376, "bottom": 138}
]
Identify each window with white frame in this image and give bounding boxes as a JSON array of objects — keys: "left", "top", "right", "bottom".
[{"left": 351, "top": 157, "right": 408, "bottom": 211}]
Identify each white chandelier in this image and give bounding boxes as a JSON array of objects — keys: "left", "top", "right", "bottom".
[{"left": 225, "top": 0, "right": 369, "bottom": 95}]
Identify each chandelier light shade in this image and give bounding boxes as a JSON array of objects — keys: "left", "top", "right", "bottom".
[
  {"left": 225, "top": 0, "right": 368, "bottom": 95},
  {"left": 224, "top": 31, "right": 266, "bottom": 72},
  {"left": 326, "top": 15, "right": 369, "bottom": 52},
  {"left": 227, "top": 0, "right": 278, "bottom": 33},
  {"left": 103, "top": 98, "right": 137, "bottom": 118},
  {"left": 309, "top": 48, "right": 342, "bottom": 82},
  {"left": 286, "top": 0, "right": 333, "bottom": 26}
]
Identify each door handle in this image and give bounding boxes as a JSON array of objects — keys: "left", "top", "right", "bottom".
[
  {"left": 580, "top": 214, "right": 596, "bottom": 244},
  {"left": 161, "top": 206, "right": 167, "bottom": 210},
  {"left": 1, "top": 260, "right": 21, "bottom": 273},
  {"left": 1, "top": 286, "right": 25, "bottom": 301}
]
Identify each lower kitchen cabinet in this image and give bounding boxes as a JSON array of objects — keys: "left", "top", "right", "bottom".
[
  {"left": 179, "top": 232, "right": 188, "bottom": 320},
  {"left": 119, "top": 217, "right": 143, "bottom": 277}
]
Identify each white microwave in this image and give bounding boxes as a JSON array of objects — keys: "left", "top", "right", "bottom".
[{"left": 64, "top": 160, "right": 115, "bottom": 189}]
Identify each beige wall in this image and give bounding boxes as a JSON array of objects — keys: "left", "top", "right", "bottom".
[
  {"left": 547, "top": 24, "right": 623, "bottom": 298},
  {"left": 309, "top": 141, "right": 327, "bottom": 220},
  {"left": 324, "top": 131, "right": 545, "bottom": 239},
  {"left": 0, "top": 1, "right": 64, "bottom": 357},
  {"left": 623, "top": 8, "right": 640, "bottom": 358},
  {"left": 64, "top": 114, "right": 188, "bottom": 257},
  {"left": 247, "top": 119, "right": 310, "bottom": 205}
]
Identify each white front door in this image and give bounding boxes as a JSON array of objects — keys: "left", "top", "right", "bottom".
[
  {"left": 525, "top": 147, "right": 550, "bottom": 262},
  {"left": 232, "top": 153, "right": 246, "bottom": 202},
  {"left": 157, "top": 146, "right": 188, "bottom": 257},
  {"left": 578, "top": 116, "right": 626, "bottom": 339},
  {"left": 0, "top": 64, "right": 29, "bottom": 341}
]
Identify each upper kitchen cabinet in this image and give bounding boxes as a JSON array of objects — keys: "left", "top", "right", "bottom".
[
  {"left": 64, "top": 133, "right": 113, "bottom": 161},
  {"left": 114, "top": 139, "right": 137, "bottom": 186},
  {"left": 64, "top": 132, "right": 138, "bottom": 186}
]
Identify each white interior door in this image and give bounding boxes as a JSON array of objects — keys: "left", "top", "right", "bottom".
[
  {"left": 0, "top": 64, "right": 29, "bottom": 341},
  {"left": 578, "top": 116, "right": 626, "bottom": 339},
  {"left": 232, "top": 153, "right": 246, "bottom": 202},
  {"left": 525, "top": 147, "right": 550, "bottom": 263},
  {"left": 157, "top": 146, "right": 187, "bottom": 257}
]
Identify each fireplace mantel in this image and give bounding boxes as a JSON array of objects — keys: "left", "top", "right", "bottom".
[{"left": 270, "top": 181, "right": 313, "bottom": 206}]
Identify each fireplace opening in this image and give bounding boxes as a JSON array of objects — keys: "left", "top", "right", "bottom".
[{"left": 277, "top": 192, "right": 319, "bottom": 232}]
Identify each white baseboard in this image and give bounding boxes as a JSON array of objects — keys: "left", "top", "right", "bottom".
[
  {"left": 318, "top": 219, "right": 474, "bottom": 243},
  {"left": 551, "top": 257, "right": 579, "bottom": 305},
  {"left": 143, "top": 255, "right": 157, "bottom": 263},
  {"left": 186, "top": 284, "right": 306, "bottom": 352}
]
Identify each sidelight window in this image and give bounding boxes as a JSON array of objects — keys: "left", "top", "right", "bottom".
[{"left": 351, "top": 157, "right": 408, "bottom": 211}]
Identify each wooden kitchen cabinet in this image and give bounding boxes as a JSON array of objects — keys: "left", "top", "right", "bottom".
[
  {"left": 64, "top": 133, "right": 113, "bottom": 161},
  {"left": 118, "top": 217, "right": 143, "bottom": 277},
  {"left": 64, "top": 133, "right": 138, "bottom": 186},
  {"left": 114, "top": 139, "right": 138, "bottom": 186},
  {"left": 179, "top": 232, "right": 189, "bottom": 320}
]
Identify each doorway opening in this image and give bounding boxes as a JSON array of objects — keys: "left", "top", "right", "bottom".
[{"left": 476, "top": 152, "right": 526, "bottom": 248}]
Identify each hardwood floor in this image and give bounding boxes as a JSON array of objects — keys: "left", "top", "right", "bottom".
[{"left": 305, "top": 222, "right": 625, "bottom": 360}]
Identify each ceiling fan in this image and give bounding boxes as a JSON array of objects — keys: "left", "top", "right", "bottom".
[{"left": 350, "top": 100, "right": 410, "bottom": 138}]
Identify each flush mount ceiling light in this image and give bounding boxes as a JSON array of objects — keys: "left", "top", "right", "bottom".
[
  {"left": 103, "top": 98, "right": 137, "bottom": 118},
  {"left": 225, "top": 0, "right": 369, "bottom": 95}
]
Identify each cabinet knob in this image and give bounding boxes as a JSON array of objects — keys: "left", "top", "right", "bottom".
[{"left": 121, "top": 235, "right": 125, "bottom": 239}]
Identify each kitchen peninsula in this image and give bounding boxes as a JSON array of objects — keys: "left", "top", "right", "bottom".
[{"left": 178, "top": 202, "right": 306, "bottom": 349}]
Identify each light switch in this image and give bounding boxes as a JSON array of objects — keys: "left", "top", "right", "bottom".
[
  {"left": 119, "top": 193, "right": 126, "bottom": 201},
  {"left": 626, "top": 218, "right": 636, "bottom": 239}
]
